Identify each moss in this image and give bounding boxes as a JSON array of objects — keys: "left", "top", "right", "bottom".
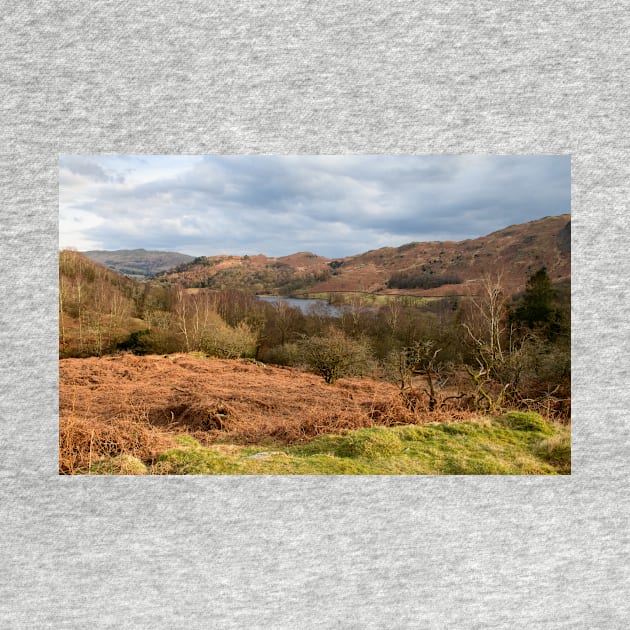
[
  {"left": 439, "top": 423, "right": 476, "bottom": 435},
  {"left": 499, "top": 411, "right": 553, "bottom": 434},
  {"left": 337, "top": 429, "right": 402, "bottom": 458},
  {"left": 157, "top": 446, "right": 238, "bottom": 474},
  {"left": 293, "top": 428, "right": 402, "bottom": 459},
  {"left": 397, "top": 425, "right": 432, "bottom": 441},
  {"left": 441, "top": 457, "right": 513, "bottom": 475},
  {"left": 90, "top": 454, "right": 148, "bottom": 475},
  {"left": 175, "top": 435, "right": 201, "bottom": 448},
  {"left": 240, "top": 453, "right": 372, "bottom": 475},
  {"left": 149, "top": 417, "right": 570, "bottom": 475},
  {"left": 187, "top": 351, "right": 208, "bottom": 359},
  {"left": 289, "top": 434, "right": 348, "bottom": 457}
]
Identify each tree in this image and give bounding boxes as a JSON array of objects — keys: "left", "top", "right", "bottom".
[
  {"left": 461, "top": 273, "right": 511, "bottom": 411},
  {"left": 460, "top": 271, "right": 569, "bottom": 413},
  {"left": 298, "top": 327, "right": 372, "bottom": 384},
  {"left": 383, "top": 298, "right": 402, "bottom": 337},
  {"left": 462, "top": 273, "right": 507, "bottom": 368},
  {"left": 512, "top": 267, "right": 556, "bottom": 333},
  {"left": 173, "top": 287, "right": 217, "bottom": 351},
  {"left": 271, "top": 299, "right": 301, "bottom": 346},
  {"left": 384, "top": 340, "right": 446, "bottom": 411},
  {"left": 341, "top": 293, "right": 370, "bottom": 337}
]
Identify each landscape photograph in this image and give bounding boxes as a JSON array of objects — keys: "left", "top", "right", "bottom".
[{"left": 59, "top": 154, "right": 571, "bottom": 475}]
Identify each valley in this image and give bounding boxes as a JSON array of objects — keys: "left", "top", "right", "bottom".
[{"left": 60, "top": 214, "right": 571, "bottom": 475}]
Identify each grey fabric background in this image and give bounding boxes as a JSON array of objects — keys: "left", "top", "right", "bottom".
[{"left": 1, "top": 1, "right": 628, "bottom": 627}]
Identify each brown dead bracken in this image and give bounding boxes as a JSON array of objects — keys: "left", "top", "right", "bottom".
[{"left": 60, "top": 353, "right": 467, "bottom": 473}]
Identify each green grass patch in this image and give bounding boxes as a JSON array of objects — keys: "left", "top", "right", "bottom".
[
  {"left": 499, "top": 411, "right": 553, "bottom": 434},
  {"left": 300, "top": 292, "right": 434, "bottom": 307},
  {"left": 90, "top": 454, "right": 148, "bottom": 475},
  {"left": 148, "top": 413, "right": 570, "bottom": 475},
  {"left": 533, "top": 433, "right": 571, "bottom": 473},
  {"left": 293, "top": 427, "right": 402, "bottom": 459}
]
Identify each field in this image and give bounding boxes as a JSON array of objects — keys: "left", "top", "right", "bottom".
[
  {"left": 60, "top": 353, "right": 570, "bottom": 475},
  {"left": 301, "top": 291, "right": 438, "bottom": 307}
]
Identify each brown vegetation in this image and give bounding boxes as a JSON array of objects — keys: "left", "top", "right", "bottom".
[
  {"left": 59, "top": 411, "right": 176, "bottom": 475},
  {"left": 59, "top": 353, "right": 481, "bottom": 472}
]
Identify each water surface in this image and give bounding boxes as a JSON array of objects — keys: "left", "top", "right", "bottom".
[{"left": 257, "top": 295, "right": 344, "bottom": 317}]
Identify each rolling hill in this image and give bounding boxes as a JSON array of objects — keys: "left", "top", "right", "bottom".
[
  {"left": 82, "top": 248, "right": 194, "bottom": 280},
  {"left": 158, "top": 214, "right": 570, "bottom": 297}
]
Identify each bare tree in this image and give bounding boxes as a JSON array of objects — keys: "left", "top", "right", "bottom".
[
  {"left": 272, "top": 299, "right": 300, "bottom": 346},
  {"left": 383, "top": 298, "right": 402, "bottom": 337},
  {"left": 462, "top": 273, "right": 507, "bottom": 367},
  {"left": 174, "top": 286, "right": 191, "bottom": 351},
  {"left": 385, "top": 340, "right": 447, "bottom": 411},
  {"left": 461, "top": 273, "right": 512, "bottom": 411}
]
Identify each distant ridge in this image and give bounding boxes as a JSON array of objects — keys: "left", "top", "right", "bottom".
[
  {"left": 82, "top": 249, "right": 194, "bottom": 280},
  {"left": 159, "top": 214, "right": 571, "bottom": 296}
]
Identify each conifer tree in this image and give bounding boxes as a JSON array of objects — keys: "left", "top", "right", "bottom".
[{"left": 512, "top": 267, "right": 556, "bottom": 332}]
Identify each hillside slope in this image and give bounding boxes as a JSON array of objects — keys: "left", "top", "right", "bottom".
[
  {"left": 59, "top": 250, "right": 148, "bottom": 357},
  {"left": 83, "top": 248, "right": 194, "bottom": 279},
  {"left": 160, "top": 214, "right": 570, "bottom": 297}
]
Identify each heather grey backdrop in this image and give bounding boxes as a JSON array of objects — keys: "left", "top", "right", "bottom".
[{"left": 1, "top": 2, "right": 628, "bottom": 628}]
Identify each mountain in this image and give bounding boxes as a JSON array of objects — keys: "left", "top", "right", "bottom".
[
  {"left": 159, "top": 214, "right": 571, "bottom": 297},
  {"left": 82, "top": 249, "right": 194, "bottom": 280}
]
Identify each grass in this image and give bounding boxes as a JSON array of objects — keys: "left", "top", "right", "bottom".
[
  {"left": 149, "top": 413, "right": 570, "bottom": 475},
  {"left": 499, "top": 411, "right": 554, "bottom": 434},
  {"left": 90, "top": 454, "right": 148, "bottom": 475},
  {"left": 301, "top": 291, "right": 436, "bottom": 307}
]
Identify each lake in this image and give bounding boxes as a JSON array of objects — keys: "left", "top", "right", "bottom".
[{"left": 257, "top": 295, "right": 344, "bottom": 317}]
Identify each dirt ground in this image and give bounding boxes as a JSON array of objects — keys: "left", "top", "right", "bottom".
[{"left": 59, "top": 353, "right": 420, "bottom": 445}]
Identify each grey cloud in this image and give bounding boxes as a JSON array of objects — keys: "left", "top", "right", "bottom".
[
  {"left": 59, "top": 156, "right": 126, "bottom": 183},
  {"left": 60, "top": 155, "right": 570, "bottom": 257}
]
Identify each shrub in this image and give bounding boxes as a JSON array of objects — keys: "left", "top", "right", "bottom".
[
  {"left": 116, "top": 329, "right": 152, "bottom": 354},
  {"left": 202, "top": 321, "right": 257, "bottom": 359},
  {"left": 260, "top": 342, "right": 301, "bottom": 366},
  {"left": 298, "top": 327, "right": 373, "bottom": 384}
]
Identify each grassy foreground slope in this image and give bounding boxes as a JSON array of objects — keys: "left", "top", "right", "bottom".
[
  {"left": 90, "top": 412, "right": 570, "bottom": 475},
  {"left": 60, "top": 354, "right": 569, "bottom": 475}
]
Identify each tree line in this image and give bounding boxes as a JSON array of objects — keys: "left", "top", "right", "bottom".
[{"left": 386, "top": 270, "right": 463, "bottom": 290}]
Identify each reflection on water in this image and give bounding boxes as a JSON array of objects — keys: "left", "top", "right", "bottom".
[{"left": 257, "top": 295, "right": 344, "bottom": 317}]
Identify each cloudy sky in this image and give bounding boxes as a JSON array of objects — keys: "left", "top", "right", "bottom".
[{"left": 59, "top": 154, "right": 570, "bottom": 258}]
